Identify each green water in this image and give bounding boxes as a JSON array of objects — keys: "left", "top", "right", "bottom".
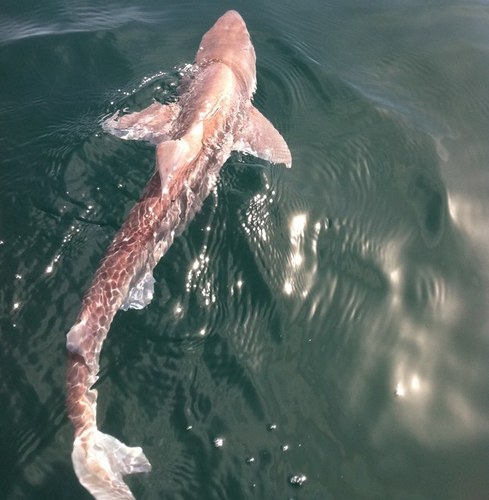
[{"left": 2, "top": 1, "right": 489, "bottom": 499}]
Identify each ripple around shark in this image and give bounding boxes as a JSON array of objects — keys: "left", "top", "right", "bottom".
[{"left": 65, "top": 10, "right": 291, "bottom": 499}]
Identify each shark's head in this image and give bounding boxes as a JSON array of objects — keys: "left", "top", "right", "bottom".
[{"left": 196, "top": 10, "right": 257, "bottom": 98}]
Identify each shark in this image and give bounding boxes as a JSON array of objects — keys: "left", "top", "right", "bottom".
[{"left": 65, "top": 10, "right": 291, "bottom": 499}]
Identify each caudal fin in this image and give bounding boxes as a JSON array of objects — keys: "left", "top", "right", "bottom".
[{"left": 72, "top": 429, "right": 151, "bottom": 500}]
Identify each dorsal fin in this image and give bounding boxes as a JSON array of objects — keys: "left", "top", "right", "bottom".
[
  {"left": 103, "top": 102, "right": 180, "bottom": 144},
  {"left": 233, "top": 105, "right": 292, "bottom": 167},
  {"left": 156, "top": 122, "right": 204, "bottom": 193}
]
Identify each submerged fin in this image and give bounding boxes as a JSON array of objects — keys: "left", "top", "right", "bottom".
[
  {"left": 72, "top": 429, "right": 151, "bottom": 500},
  {"left": 156, "top": 122, "right": 204, "bottom": 193},
  {"left": 121, "top": 271, "right": 156, "bottom": 311},
  {"left": 66, "top": 320, "right": 89, "bottom": 360},
  {"left": 103, "top": 102, "right": 180, "bottom": 144},
  {"left": 233, "top": 105, "right": 292, "bottom": 167}
]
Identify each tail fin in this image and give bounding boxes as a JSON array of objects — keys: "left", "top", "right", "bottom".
[{"left": 72, "top": 429, "right": 151, "bottom": 499}]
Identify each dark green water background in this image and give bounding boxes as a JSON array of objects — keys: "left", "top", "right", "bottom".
[{"left": 2, "top": 1, "right": 489, "bottom": 499}]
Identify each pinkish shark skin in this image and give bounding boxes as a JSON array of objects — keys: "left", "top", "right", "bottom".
[{"left": 65, "top": 10, "right": 291, "bottom": 499}]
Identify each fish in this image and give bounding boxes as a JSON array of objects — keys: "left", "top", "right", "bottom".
[{"left": 65, "top": 10, "right": 291, "bottom": 499}]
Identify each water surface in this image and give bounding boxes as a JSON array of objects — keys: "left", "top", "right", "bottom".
[{"left": 2, "top": 1, "right": 489, "bottom": 499}]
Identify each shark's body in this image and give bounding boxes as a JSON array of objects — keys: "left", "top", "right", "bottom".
[{"left": 65, "top": 10, "right": 291, "bottom": 499}]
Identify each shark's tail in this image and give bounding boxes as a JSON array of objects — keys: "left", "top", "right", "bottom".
[{"left": 72, "top": 429, "right": 151, "bottom": 500}]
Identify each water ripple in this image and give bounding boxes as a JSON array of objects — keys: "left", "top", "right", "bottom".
[
  {"left": 0, "top": 5, "right": 158, "bottom": 45},
  {"left": 4, "top": 4, "right": 489, "bottom": 499}
]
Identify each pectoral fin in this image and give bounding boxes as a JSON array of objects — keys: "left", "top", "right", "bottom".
[
  {"left": 233, "top": 105, "right": 292, "bottom": 167},
  {"left": 103, "top": 102, "right": 180, "bottom": 144}
]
